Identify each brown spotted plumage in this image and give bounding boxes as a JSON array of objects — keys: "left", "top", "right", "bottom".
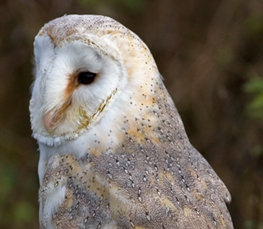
[{"left": 30, "top": 15, "right": 233, "bottom": 229}]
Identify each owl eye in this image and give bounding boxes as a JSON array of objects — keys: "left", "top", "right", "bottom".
[{"left": 78, "top": 72, "right": 97, "bottom": 85}]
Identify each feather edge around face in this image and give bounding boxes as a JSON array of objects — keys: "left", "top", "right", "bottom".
[{"left": 30, "top": 15, "right": 159, "bottom": 146}]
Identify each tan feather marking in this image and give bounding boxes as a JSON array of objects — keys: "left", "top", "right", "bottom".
[
  {"left": 63, "top": 155, "right": 109, "bottom": 198},
  {"left": 47, "top": 31, "right": 56, "bottom": 45},
  {"left": 201, "top": 180, "right": 208, "bottom": 190},
  {"left": 64, "top": 189, "right": 74, "bottom": 210},
  {"left": 162, "top": 197, "right": 177, "bottom": 211},
  {"left": 188, "top": 167, "right": 197, "bottom": 177},
  {"left": 195, "top": 193, "right": 204, "bottom": 201},
  {"left": 221, "top": 216, "right": 226, "bottom": 227},
  {"left": 140, "top": 97, "right": 154, "bottom": 107},
  {"left": 106, "top": 30, "right": 120, "bottom": 35},
  {"left": 64, "top": 73, "right": 78, "bottom": 101},
  {"left": 108, "top": 184, "right": 133, "bottom": 222},
  {"left": 76, "top": 88, "right": 118, "bottom": 132},
  {"left": 89, "top": 147, "right": 104, "bottom": 157},
  {"left": 66, "top": 29, "right": 75, "bottom": 37},
  {"left": 183, "top": 207, "right": 192, "bottom": 217},
  {"left": 40, "top": 24, "right": 59, "bottom": 46},
  {"left": 126, "top": 116, "right": 160, "bottom": 145},
  {"left": 126, "top": 125, "right": 145, "bottom": 143},
  {"left": 165, "top": 172, "right": 176, "bottom": 183},
  {"left": 38, "top": 30, "right": 45, "bottom": 36},
  {"left": 158, "top": 171, "right": 165, "bottom": 186}
]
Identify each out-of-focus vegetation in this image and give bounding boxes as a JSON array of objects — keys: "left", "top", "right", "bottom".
[
  {"left": 245, "top": 78, "right": 263, "bottom": 121},
  {"left": 0, "top": 0, "right": 262, "bottom": 228}
]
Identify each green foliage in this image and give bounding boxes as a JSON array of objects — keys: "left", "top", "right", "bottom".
[
  {"left": 0, "top": 167, "right": 15, "bottom": 205},
  {"left": 0, "top": 159, "right": 38, "bottom": 227},
  {"left": 244, "top": 77, "right": 263, "bottom": 121},
  {"left": 251, "top": 144, "right": 263, "bottom": 157},
  {"left": 13, "top": 202, "right": 35, "bottom": 224},
  {"left": 217, "top": 47, "right": 234, "bottom": 68},
  {"left": 245, "top": 14, "right": 263, "bottom": 36},
  {"left": 243, "top": 220, "right": 263, "bottom": 229}
]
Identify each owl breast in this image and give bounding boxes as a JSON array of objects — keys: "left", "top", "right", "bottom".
[{"left": 40, "top": 80, "right": 232, "bottom": 229}]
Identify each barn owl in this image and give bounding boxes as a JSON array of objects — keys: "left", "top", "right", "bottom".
[{"left": 30, "top": 15, "right": 233, "bottom": 229}]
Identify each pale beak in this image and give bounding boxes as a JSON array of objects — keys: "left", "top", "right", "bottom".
[{"left": 43, "top": 98, "right": 72, "bottom": 133}]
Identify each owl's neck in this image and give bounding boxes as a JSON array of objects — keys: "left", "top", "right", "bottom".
[
  {"left": 37, "top": 74, "right": 181, "bottom": 185},
  {"left": 37, "top": 89, "right": 132, "bottom": 183}
]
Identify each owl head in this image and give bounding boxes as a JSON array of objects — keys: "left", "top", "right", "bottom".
[{"left": 30, "top": 15, "right": 160, "bottom": 147}]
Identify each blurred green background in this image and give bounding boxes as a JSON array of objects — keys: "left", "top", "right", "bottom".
[{"left": 0, "top": 0, "right": 263, "bottom": 228}]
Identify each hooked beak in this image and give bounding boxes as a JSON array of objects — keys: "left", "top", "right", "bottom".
[{"left": 43, "top": 98, "right": 72, "bottom": 133}]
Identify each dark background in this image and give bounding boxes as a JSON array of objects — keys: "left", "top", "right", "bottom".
[{"left": 0, "top": 0, "right": 263, "bottom": 228}]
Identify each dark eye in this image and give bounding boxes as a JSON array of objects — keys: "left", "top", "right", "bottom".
[{"left": 78, "top": 72, "right": 97, "bottom": 85}]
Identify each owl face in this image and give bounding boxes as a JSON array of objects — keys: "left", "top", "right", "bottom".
[
  {"left": 30, "top": 19, "right": 130, "bottom": 146},
  {"left": 30, "top": 15, "right": 159, "bottom": 148}
]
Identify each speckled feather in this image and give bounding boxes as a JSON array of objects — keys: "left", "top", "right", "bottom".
[{"left": 31, "top": 15, "right": 233, "bottom": 229}]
